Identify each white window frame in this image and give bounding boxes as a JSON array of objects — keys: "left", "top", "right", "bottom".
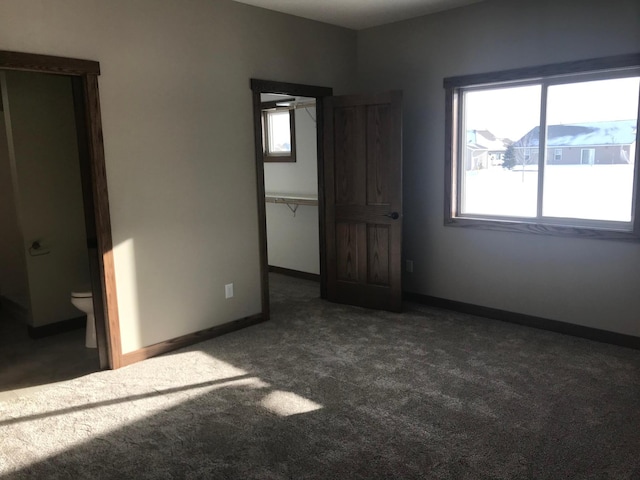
[
  {"left": 580, "top": 148, "right": 596, "bottom": 165},
  {"left": 554, "top": 148, "right": 563, "bottom": 162},
  {"left": 261, "top": 102, "right": 296, "bottom": 163},
  {"left": 443, "top": 53, "right": 640, "bottom": 241}
]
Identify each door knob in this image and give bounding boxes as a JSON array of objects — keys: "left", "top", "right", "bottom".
[{"left": 382, "top": 212, "right": 400, "bottom": 220}]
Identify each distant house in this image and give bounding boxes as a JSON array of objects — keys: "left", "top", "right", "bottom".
[
  {"left": 465, "top": 130, "right": 511, "bottom": 170},
  {"left": 512, "top": 119, "right": 637, "bottom": 166}
]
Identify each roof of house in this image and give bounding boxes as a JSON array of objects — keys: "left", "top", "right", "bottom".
[
  {"left": 513, "top": 120, "right": 637, "bottom": 148},
  {"left": 467, "top": 130, "right": 510, "bottom": 152}
]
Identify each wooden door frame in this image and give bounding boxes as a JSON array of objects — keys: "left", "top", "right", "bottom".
[
  {"left": 0, "top": 50, "right": 121, "bottom": 369},
  {"left": 250, "top": 79, "right": 332, "bottom": 318}
]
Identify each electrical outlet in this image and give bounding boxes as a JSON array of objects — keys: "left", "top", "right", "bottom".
[
  {"left": 225, "top": 283, "right": 234, "bottom": 299},
  {"left": 405, "top": 260, "right": 414, "bottom": 273}
]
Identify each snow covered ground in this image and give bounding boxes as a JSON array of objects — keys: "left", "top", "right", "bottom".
[{"left": 462, "top": 164, "right": 635, "bottom": 222}]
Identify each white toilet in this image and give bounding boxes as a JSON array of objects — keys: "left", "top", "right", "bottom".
[{"left": 71, "top": 290, "right": 97, "bottom": 348}]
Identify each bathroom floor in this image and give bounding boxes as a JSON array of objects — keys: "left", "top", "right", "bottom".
[{"left": 0, "top": 308, "right": 99, "bottom": 401}]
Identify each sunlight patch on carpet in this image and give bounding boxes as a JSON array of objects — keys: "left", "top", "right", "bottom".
[{"left": 260, "top": 390, "right": 323, "bottom": 416}]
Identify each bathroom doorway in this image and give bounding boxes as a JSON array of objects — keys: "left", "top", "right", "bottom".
[
  {"left": 0, "top": 69, "right": 100, "bottom": 393},
  {"left": 0, "top": 50, "right": 120, "bottom": 374}
]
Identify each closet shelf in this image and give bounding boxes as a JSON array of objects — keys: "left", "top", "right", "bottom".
[{"left": 265, "top": 194, "right": 318, "bottom": 207}]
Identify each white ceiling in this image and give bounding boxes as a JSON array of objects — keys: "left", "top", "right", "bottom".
[{"left": 232, "top": 0, "right": 484, "bottom": 30}]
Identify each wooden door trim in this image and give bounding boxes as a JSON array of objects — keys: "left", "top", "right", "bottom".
[
  {"left": 0, "top": 50, "right": 100, "bottom": 76},
  {"left": 250, "top": 79, "right": 333, "bottom": 317},
  {"left": 1, "top": 50, "right": 121, "bottom": 369}
]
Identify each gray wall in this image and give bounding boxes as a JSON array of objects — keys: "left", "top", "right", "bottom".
[
  {"left": 357, "top": 0, "right": 640, "bottom": 336},
  {"left": 0, "top": 0, "right": 356, "bottom": 352}
]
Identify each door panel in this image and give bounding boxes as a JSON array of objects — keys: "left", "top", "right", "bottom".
[
  {"left": 336, "top": 222, "right": 362, "bottom": 282},
  {"left": 324, "top": 91, "right": 402, "bottom": 312},
  {"left": 334, "top": 106, "right": 365, "bottom": 206},
  {"left": 366, "top": 104, "right": 391, "bottom": 206},
  {"left": 367, "top": 224, "right": 390, "bottom": 286}
]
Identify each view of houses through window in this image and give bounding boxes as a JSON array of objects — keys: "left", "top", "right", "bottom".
[{"left": 459, "top": 74, "right": 639, "bottom": 225}]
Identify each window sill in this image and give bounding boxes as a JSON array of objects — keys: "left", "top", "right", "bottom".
[
  {"left": 445, "top": 216, "right": 640, "bottom": 241},
  {"left": 264, "top": 154, "right": 296, "bottom": 163}
]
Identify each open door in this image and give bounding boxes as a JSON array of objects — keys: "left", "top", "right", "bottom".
[{"left": 324, "top": 91, "right": 403, "bottom": 312}]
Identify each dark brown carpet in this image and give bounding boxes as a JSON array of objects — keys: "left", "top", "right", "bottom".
[
  {"left": 0, "top": 307, "right": 98, "bottom": 400},
  {"left": 1, "top": 273, "right": 639, "bottom": 479}
]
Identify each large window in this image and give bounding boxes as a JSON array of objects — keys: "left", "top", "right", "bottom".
[{"left": 444, "top": 54, "right": 640, "bottom": 240}]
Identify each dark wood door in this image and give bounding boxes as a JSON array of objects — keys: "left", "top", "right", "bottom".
[{"left": 323, "top": 91, "right": 402, "bottom": 312}]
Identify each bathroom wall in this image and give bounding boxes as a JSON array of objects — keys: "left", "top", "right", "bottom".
[
  {"left": 0, "top": 91, "right": 31, "bottom": 315},
  {"left": 264, "top": 101, "right": 320, "bottom": 275},
  {"left": 2, "top": 70, "right": 91, "bottom": 327}
]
